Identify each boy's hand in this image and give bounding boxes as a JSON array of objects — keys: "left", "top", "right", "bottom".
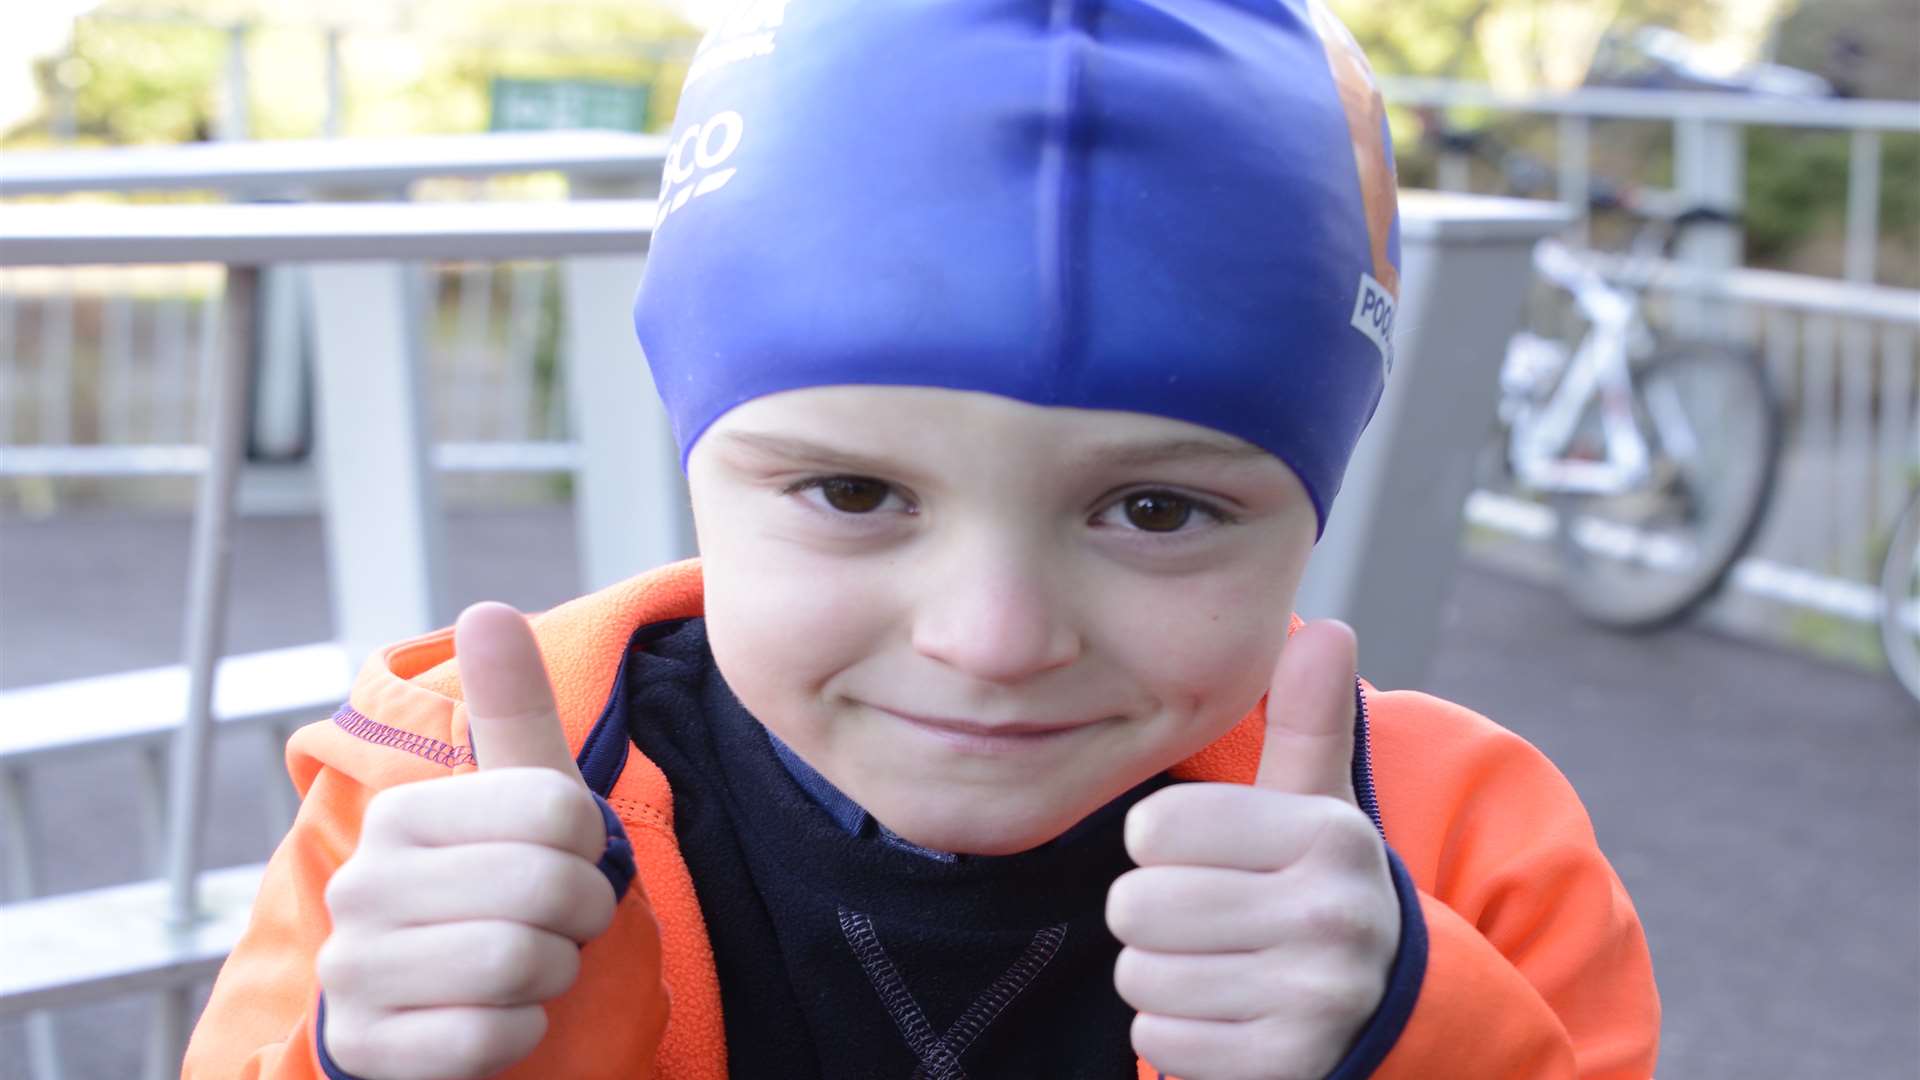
[
  {"left": 1107, "top": 621, "right": 1399, "bottom": 1080},
  {"left": 317, "top": 603, "right": 636, "bottom": 1080}
]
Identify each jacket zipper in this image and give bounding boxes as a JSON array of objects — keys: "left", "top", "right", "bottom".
[{"left": 1352, "top": 676, "right": 1384, "bottom": 837}]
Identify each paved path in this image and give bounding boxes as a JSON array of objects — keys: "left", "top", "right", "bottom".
[{"left": 2, "top": 507, "right": 1915, "bottom": 1078}]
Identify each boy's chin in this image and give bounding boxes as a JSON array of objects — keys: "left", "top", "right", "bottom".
[{"left": 872, "top": 803, "right": 1086, "bottom": 858}]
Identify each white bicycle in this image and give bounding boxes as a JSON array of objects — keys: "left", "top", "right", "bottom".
[{"left": 1491, "top": 200, "right": 1783, "bottom": 630}]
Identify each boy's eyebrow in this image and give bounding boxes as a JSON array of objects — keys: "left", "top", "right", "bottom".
[
  {"left": 1071, "top": 436, "right": 1270, "bottom": 469},
  {"left": 719, "top": 430, "right": 1267, "bottom": 471},
  {"left": 716, "top": 431, "right": 900, "bottom": 473}
]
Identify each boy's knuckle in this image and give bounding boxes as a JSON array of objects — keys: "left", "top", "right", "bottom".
[
  {"left": 1296, "top": 893, "right": 1372, "bottom": 944},
  {"left": 1121, "top": 806, "right": 1158, "bottom": 861},
  {"left": 1318, "top": 971, "right": 1384, "bottom": 1025},
  {"left": 1315, "top": 803, "right": 1384, "bottom": 864},
  {"left": 1123, "top": 795, "right": 1186, "bottom": 862},
  {"left": 501, "top": 1005, "right": 554, "bottom": 1067},
  {"left": 322, "top": 862, "right": 367, "bottom": 918},
  {"left": 476, "top": 929, "right": 544, "bottom": 997},
  {"left": 482, "top": 926, "right": 575, "bottom": 1003},
  {"left": 1256, "top": 1015, "right": 1347, "bottom": 1080},
  {"left": 545, "top": 936, "right": 584, "bottom": 994},
  {"left": 321, "top": 1015, "right": 377, "bottom": 1075},
  {"left": 573, "top": 865, "right": 619, "bottom": 937},
  {"left": 512, "top": 850, "right": 581, "bottom": 926},
  {"left": 360, "top": 786, "right": 413, "bottom": 840},
  {"left": 452, "top": 1005, "right": 547, "bottom": 1075},
  {"left": 442, "top": 1019, "right": 510, "bottom": 1078},
  {"left": 521, "top": 774, "right": 590, "bottom": 846},
  {"left": 314, "top": 933, "right": 363, "bottom": 993},
  {"left": 1128, "top": 1011, "right": 1171, "bottom": 1065},
  {"left": 1104, "top": 873, "right": 1152, "bottom": 942},
  {"left": 1110, "top": 946, "right": 1149, "bottom": 1003},
  {"left": 1254, "top": 1040, "right": 1319, "bottom": 1079}
]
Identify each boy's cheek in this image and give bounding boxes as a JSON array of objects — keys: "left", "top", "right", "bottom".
[{"left": 1092, "top": 566, "right": 1297, "bottom": 690}]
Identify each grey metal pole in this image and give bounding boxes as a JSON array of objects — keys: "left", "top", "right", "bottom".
[
  {"left": 324, "top": 26, "right": 345, "bottom": 138},
  {"left": 0, "top": 765, "right": 64, "bottom": 1080},
  {"left": 220, "top": 22, "right": 251, "bottom": 142},
  {"left": 1556, "top": 113, "right": 1591, "bottom": 248},
  {"left": 1845, "top": 129, "right": 1882, "bottom": 285},
  {"left": 146, "top": 266, "right": 255, "bottom": 1079},
  {"left": 163, "top": 265, "right": 256, "bottom": 928}
]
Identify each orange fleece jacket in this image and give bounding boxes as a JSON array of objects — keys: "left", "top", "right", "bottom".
[{"left": 184, "top": 560, "right": 1659, "bottom": 1078}]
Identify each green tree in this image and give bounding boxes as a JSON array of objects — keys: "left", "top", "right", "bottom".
[
  {"left": 1331, "top": 0, "right": 1726, "bottom": 86},
  {"left": 3, "top": 0, "right": 699, "bottom": 147}
]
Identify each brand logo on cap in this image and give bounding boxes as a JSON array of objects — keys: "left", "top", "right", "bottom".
[
  {"left": 656, "top": 110, "right": 745, "bottom": 230},
  {"left": 1349, "top": 272, "right": 1396, "bottom": 379},
  {"left": 685, "top": 0, "right": 789, "bottom": 88}
]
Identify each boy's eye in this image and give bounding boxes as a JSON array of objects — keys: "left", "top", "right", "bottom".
[
  {"left": 1094, "top": 489, "right": 1231, "bottom": 534},
  {"left": 1122, "top": 492, "right": 1194, "bottom": 532},
  {"left": 821, "top": 477, "right": 890, "bottom": 513},
  {"left": 789, "top": 475, "right": 902, "bottom": 514}
]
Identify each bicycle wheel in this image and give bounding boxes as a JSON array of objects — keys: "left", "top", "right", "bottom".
[
  {"left": 1551, "top": 343, "right": 1782, "bottom": 630},
  {"left": 1877, "top": 490, "right": 1920, "bottom": 705}
]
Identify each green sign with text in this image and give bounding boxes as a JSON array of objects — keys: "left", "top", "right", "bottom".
[{"left": 489, "top": 77, "right": 652, "bottom": 133}]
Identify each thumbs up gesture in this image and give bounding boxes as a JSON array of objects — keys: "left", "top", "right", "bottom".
[
  {"left": 1107, "top": 621, "right": 1400, "bottom": 1080},
  {"left": 317, "top": 603, "right": 630, "bottom": 1080}
]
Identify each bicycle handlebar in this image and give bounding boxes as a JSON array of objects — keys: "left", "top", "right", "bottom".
[{"left": 1416, "top": 114, "right": 1744, "bottom": 236}]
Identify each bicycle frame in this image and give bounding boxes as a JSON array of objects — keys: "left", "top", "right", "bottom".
[{"left": 1504, "top": 237, "right": 1655, "bottom": 495}]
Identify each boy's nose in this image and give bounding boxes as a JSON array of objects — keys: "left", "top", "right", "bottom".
[{"left": 910, "top": 567, "right": 1083, "bottom": 685}]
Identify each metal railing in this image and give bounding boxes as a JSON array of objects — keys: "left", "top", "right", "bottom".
[
  {"left": 1381, "top": 77, "right": 1920, "bottom": 286},
  {"left": 0, "top": 130, "right": 668, "bottom": 511},
  {"left": 0, "top": 191, "right": 682, "bottom": 1080},
  {"left": 1388, "top": 79, "right": 1920, "bottom": 631},
  {"left": 1466, "top": 259, "right": 1920, "bottom": 623}
]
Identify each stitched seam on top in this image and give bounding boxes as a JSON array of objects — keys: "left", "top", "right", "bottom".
[
  {"left": 839, "top": 908, "right": 953, "bottom": 1073},
  {"left": 1038, "top": 0, "right": 1093, "bottom": 403},
  {"left": 330, "top": 704, "right": 475, "bottom": 770},
  {"left": 940, "top": 923, "right": 1068, "bottom": 1056}
]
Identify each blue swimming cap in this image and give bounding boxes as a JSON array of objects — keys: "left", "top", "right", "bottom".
[{"left": 633, "top": 0, "right": 1401, "bottom": 535}]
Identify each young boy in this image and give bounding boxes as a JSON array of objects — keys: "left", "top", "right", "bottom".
[{"left": 185, "top": 1, "right": 1659, "bottom": 1077}]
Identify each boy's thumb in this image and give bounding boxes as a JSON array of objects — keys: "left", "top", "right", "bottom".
[
  {"left": 1251, "top": 619, "right": 1360, "bottom": 805},
  {"left": 454, "top": 601, "right": 582, "bottom": 781}
]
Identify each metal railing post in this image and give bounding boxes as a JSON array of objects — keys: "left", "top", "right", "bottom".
[
  {"left": 323, "top": 26, "right": 345, "bottom": 139},
  {"left": 1877, "top": 326, "right": 1913, "bottom": 537},
  {"left": 0, "top": 764, "right": 64, "bottom": 1080},
  {"left": 1672, "top": 116, "right": 1746, "bottom": 338},
  {"left": 561, "top": 173, "right": 689, "bottom": 587},
  {"left": 1557, "top": 114, "right": 1592, "bottom": 246},
  {"left": 219, "top": 23, "right": 251, "bottom": 143},
  {"left": 0, "top": 281, "right": 14, "bottom": 445},
  {"left": 150, "top": 265, "right": 256, "bottom": 1076},
  {"left": 1845, "top": 129, "right": 1883, "bottom": 285},
  {"left": 306, "top": 259, "right": 448, "bottom": 661}
]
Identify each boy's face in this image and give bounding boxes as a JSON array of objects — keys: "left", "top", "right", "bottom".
[{"left": 688, "top": 386, "right": 1318, "bottom": 856}]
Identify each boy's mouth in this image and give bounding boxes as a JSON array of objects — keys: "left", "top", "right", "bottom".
[{"left": 867, "top": 704, "right": 1107, "bottom": 753}]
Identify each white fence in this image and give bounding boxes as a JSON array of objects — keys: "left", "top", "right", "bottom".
[
  {"left": 0, "top": 259, "right": 570, "bottom": 485},
  {"left": 1467, "top": 261, "right": 1920, "bottom": 624},
  {"left": 1387, "top": 79, "right": 1920, "bottom": 627},
  {"left": 0, "top": 130, "right": 668, "bottom": 507},
  {"left": 0, "top": 189, "right": 679, "bottom": 1080}
]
